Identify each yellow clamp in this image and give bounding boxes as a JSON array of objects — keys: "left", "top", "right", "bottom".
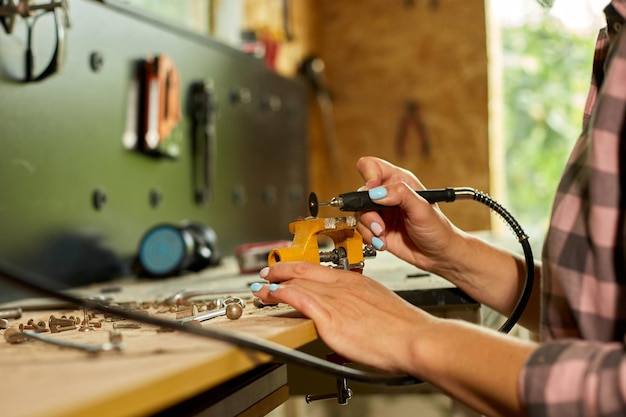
[{"left": 267, "top": 217, "right": 364, "bottom": 268}]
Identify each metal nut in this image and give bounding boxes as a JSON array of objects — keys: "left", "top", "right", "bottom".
[{"left": 4, "top": 327, "right": 28, "bottom": 344}]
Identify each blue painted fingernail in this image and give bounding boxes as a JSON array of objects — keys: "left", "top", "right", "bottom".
[
  {"left": 368, "top": 187, "right": 387, "bottom": 200},
  {"left": 250, "top": 282, "right": 263, "bottom": 292},
  {"left": 268, "top": 283, "right": 280, "bottom": 292},
  {"left": 372, "top": 237, "right": 384, "bottom": 250},
  {"left": 370, "top": 221, "right": 383, "bottom": 236}
]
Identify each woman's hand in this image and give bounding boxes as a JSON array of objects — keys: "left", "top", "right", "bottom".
[
  {"left": 250, "top": 261, "right": 535, "bottom": 417},
  {"left": 354, "top": 156, "right": 467, "bottom": 276},
  {"left": 353, "top": 156, "right": 541, "bottom": 330},
  {"left": 251, "top": 261, "right": 437, "bottom": 375}
]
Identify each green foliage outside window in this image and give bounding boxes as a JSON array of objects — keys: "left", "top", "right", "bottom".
[{"left": 502, "top": 17, "right": 597, "bottom": 235}]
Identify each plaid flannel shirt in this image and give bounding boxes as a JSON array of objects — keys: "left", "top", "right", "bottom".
[{"left": 518, "top": 1, "right": 626, "bottom": 415}]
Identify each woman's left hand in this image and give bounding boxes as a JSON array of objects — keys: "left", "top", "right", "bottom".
[{"left": 251, "top": 261, "right": 437, "bottom": 375}]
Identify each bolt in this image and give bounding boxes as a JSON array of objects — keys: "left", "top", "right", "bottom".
[
  {"left": 253, "top": 298, "right": 278, "bottom": 308},
  {"left": 50, "top": 324, "right": 77, "bottom": 333},
  {"left": 26, "top": 319, "right": 47, "bottom": 332},
  {"left": 104, "top": 314, "right": 125, "bottom": 322},
  {"left": 19, "top": 323, "right": 49, "bottom": 333},
  {"left": 28, "top": 319, "right": 46, "bottom": 330},
  {"left": 0, "top": 308, "right": 22, "bottom": 320},
  {"left": 175, "top": 308, "right": 194, "bottom": 320},
  {"left": 112, "top": 323, "right": 142, "bottom": 329},
  {"left": 156, "top": 327, "right": 175, "bottom": 333},
  {"left": 49, "top": 315, "right": 76, "bottom": 328}
]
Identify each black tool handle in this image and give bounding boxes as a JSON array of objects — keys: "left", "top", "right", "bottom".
[
  {"left": 338, "top": 188, "right": 457, "bottom": 212},
  {"left": 189, "top": 80, "right": 217, "bottom": 205}
]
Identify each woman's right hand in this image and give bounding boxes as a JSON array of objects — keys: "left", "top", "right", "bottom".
[
  {"left": 353, "top": 157, "right": 540, "bottom": 331},
  {"left": 354, "top": 156, "right": 469, "bottom": 276}
]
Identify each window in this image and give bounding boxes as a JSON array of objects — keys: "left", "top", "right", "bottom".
[{"left": 490, "top": 0, "right": 606, "bottom": 239}]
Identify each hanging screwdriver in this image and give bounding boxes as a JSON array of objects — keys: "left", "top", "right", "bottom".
[{"left": 308, "top": 188, "right": 477, "bottom": 217}]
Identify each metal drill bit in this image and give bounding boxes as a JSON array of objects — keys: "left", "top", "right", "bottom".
[{"left": 308, "top": 192, "right": 335, "bottom": 217}]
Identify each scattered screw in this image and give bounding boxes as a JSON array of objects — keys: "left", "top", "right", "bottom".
[
  {"left": 253, "top": 298, "right": 278, "bottom": 308},
  {"left": 113, "top": 323, "right": 142, "bottom": 329},
  {"left": 19, "top": 323, "right": 49, "bottom": 333},
  {"left": 175, "top": 305, "right": 200, "bottom": 319},
  {"left": 156, "top": 327, "right": 175, "bottom": 333},
  {"left": 28, "top": 319, "right": 47, "bottom": 330},
  {"left": 49, "top": 315, "right": 77, "bottom": 328}
]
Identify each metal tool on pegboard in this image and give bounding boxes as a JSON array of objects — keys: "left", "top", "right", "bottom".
[
  {"left": 300, "top": 55, "right": 341, "bottom": 176},
  {"left": 0, "top": 0, "right": 70, "bottom": 82}
]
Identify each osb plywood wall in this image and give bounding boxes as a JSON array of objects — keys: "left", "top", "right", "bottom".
[{"left": 244, "top": 0, "right": 490, "bottom": 231}]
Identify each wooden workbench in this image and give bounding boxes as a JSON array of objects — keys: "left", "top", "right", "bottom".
[{"left": 0, "top": 252, "right": 476, "bottom": 417}]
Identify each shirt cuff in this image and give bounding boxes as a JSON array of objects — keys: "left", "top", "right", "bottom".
[{"left": 518, "top": 339, "right": 626, "bottom": 416}]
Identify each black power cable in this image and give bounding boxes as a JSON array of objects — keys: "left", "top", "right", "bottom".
[
  {"left": 312, "top": 187, "right": 535, "bottom": 334},
  {"left": 0, "top": 187, "right": 533, "bottom": 385},
  {"left": 0, "top": 257, "right": 420, "bottom": 386},
  {"left": 466, "top": 188, "right": 535, "bottom": 333}
]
